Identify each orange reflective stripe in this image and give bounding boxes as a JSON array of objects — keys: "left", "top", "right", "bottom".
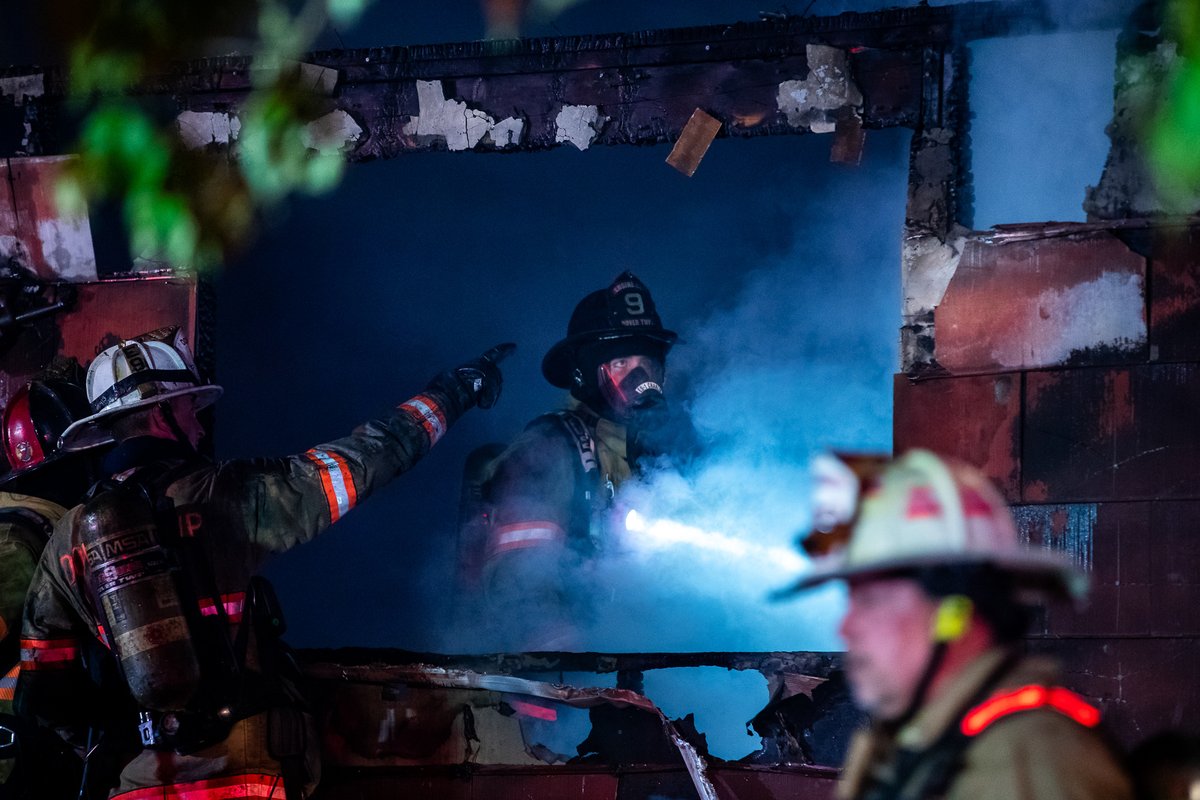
[
  {"left": 19, "top": 637, "right": 79, "bottom": 670},
  {"left": 961, "top": 684, "right": 1101, "bottom": 736},
  {"left": 112, "top": 772, "right": 282, "bottom": 799},
  {"left": 488, "top": 521, "right": 566, "bottom": 555},
  {"left": 305, "top": 448, "right": 357, "bottom": 523},
  {"left": 511, "top": 699, "right": 558, "bottom": 722},
  {"left": 199, "top": 592, "right": 247, "bottom": 624},
  {"left": 399, "top": 394, "right": 448, "bottom": 446},
  {"left": 0, "top": 663, "right": 19, "bottom": 700}
]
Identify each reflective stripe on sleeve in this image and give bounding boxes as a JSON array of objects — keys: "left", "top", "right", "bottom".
[
  {"left": 400, "top": 394, "right": 448, "bottom": 446},
  {"left": 19, "top": 637, "right": 80, "bottom": 670},
  {"left": 199, "top": 592, "right": 246, "bottom": 624},
  {"left": 305, "top": 448, "right": 357, "bottom": 523},
  {"left": 961, "top": 684, "right": 1101, "bottom": 736},
  {"left": 111, "top": 772, "right": 283, "bottom": 799},
  {"left": 488, "top": 521, "right": 566, "bottom": 555},
  {"left": 0, "top": 663, "right": 19, "bottom": 700}
]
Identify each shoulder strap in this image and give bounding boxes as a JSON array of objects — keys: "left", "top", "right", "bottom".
[
  {"left": 541, "top": 410, "right": 601, "bottom": 478},
  {"left": 114, "top": 461, "right": 246, "bottom": 711}
]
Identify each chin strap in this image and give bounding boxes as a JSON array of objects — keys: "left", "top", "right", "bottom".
[
  {"left": 158, "top": 401, "right": 198, "bottom": 456},
  {"left": 889, "top": 595, "right": 975, "bottom": 731}
]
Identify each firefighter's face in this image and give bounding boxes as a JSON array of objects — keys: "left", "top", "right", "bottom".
[
  {"left": 839, "top": 576, "right": 939, "bottom": 721},
  {"left": 597, "top": 354, "right": 666, "bottom": 422},
  {"left": 168, "top": 395, "right": 205, "bottom": 448}
]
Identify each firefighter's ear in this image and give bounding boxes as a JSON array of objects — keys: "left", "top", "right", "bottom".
[{"left": 571, "top": 368, "right": 585, "bottom": 389}]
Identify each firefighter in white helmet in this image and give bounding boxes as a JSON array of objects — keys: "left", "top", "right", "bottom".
[
  {"left": 784, "top": 449, "right": 1132, "bottom": 800},
  {"left": 16, "top": 326, "right": 511, "bottom": 800}
]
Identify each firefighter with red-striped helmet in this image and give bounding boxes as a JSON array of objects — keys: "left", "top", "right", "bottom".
[
  {"left": 16, "top": 326, "right": 510, "bottom": 800},
  {"left": 0, "top": 378, "right": 98, "bottom": 798},
  {"left": 782, "top": 450, "right": 1132, "bottom": 800}
]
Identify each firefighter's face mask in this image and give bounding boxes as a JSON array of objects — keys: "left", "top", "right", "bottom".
[{"left": 598, "top": 355, "right": 666, "bottom": 427}]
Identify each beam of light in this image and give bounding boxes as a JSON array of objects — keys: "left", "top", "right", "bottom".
[{"left": 624, "top": 509, "right": 805, "bottom": 574}]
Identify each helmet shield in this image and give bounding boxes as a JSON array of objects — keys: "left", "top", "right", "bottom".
[{"left": 542, "top": 271, "right": 678, "bottom": 390}]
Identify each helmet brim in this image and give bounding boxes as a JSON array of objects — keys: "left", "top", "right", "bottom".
[
  {"left": 58, "top": 384, "right": 223, "bottom": 453},
  {"left": 772, "top": 549, "right": 1087, "bottom": 601},
  {"left": 541, "top": 330, "right": 679, "bottom": 388}
]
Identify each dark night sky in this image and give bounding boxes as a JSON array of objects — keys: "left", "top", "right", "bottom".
[{"left": 208, "top": 0, "right": 1130, "bottom": 656}]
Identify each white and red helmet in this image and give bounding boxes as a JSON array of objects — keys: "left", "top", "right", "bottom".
[
  {"left": 787, "top": 449, "right": 1085, "bottom": 600},
  {"left": 59, "top": 326, "right": 222, "bottom": 452}
]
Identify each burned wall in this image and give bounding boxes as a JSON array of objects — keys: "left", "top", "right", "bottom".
[{"left": 895, "top": 222, "right": 1200, "bottom": 745}]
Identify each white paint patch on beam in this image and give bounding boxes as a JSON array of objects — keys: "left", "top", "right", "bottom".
[
  {"left": 487, "top": 117, "right": 525, "bottom": 148},
  {"left": 303, "top": 109, "right": 363, "bottom": 153},
  {"left": 37, "top": 215, "right": 96, "bottom": 282},
  {"left": 555, "top": 104, "right": 605, "bottom": 150},
  {"left": 0, "top": 74, "right": 44, "bottom": 105},
  {"left": 903, "top": 225, "right": 969, "bottom": 319},
  {"left": 776, "top": 45, "right": 863, "bottom": 133},
  {"left": 408, "top": 80, "right": 523, "bottom": 151},
  {"left": 989, "top": 271, "right": 1147, "bottom": 368},
  {"left": 176, "top": 111, "right": 241, "bottom": 149}
]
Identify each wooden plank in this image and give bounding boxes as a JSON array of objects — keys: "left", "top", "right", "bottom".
[
  {"left": 936, "top": 231, "right": 1147, "bottom": 374},
  {"left": 1149, "top": 226, "right": 1200, "bottom": 362},
  {"left": 893, "top": 372, "right": 1022, "bottom": 501},
  {"left": 1023, "top": 365, "right": 1200, "bottom": 502}
]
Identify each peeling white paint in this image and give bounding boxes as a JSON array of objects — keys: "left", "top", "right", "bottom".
[
  {"left": 902, "top": 226, "right": 969, "bottom": 319},
  {"left": 555, "top": 104, "right": 604, "bottom": 150},
  {"left": 487, "top": 117, "right": 525, "bottom": 148},
  {"left": 776, "top": 45, "right": 863, "bottom": 132},
  {"left": 37, "top": 216, "right": 97, "bottom": 282},
  {"left": 0, "top": 235, "right": 22, "bottom": 265},
  {"left": 408, "top": 80, "right": 521, "bottom": 151},
  {"left": 988, "top": 271, "right": 1147, "bottom": 368},
  {"left": 176, "top": 111, "right": 241, "bottom": 150},
  {"left": 303, "top": 109, "right": 363, "bottom": 153},
  {"left": 0, "top": 73, "right": 44, "bottom": 106}
]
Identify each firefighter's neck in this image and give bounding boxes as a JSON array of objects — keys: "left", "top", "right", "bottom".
[{"left": 923, "top": 615, "right": 997, "bottom": 705}]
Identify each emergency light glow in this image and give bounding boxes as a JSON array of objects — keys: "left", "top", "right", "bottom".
[{"left": 624, "top": 509, "right": 805, "bottom": 573}]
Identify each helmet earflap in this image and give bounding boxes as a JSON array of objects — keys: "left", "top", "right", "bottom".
[{"left": 572, "top": 367, "right": 585, "bottom": 389}]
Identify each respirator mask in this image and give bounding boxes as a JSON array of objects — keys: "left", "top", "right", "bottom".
[{"left": 598, "top": 357, "right": 667, "bottom": 429}]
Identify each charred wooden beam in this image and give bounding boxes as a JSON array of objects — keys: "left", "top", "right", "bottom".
[
  {"left": 0, "top": 0, "right": 1100, "bottom": 162},
  {"left": 298, "top": 648, "right": 842, "bottom": 680}
]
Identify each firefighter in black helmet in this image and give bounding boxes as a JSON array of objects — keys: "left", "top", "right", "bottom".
[{"left": 465, "top": 271, "right": 678, "bottom": 652}]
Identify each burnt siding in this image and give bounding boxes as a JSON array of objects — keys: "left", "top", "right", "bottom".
[{"left": 898, "top": 222, "right": 1200, "bottom": 746}]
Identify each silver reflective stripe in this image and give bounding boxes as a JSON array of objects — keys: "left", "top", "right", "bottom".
[{"left": 309, "top": 449, "right": 353, "bottom": 518}]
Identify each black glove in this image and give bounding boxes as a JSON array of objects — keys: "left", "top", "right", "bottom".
[{"left": 429, "top": 343, "right": 515, "bottom": 413}]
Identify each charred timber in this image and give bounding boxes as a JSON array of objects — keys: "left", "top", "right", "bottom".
[
  {"left": 298, "top": 648, "right": 842, "bottom": 681},
  {"left": 1, "top": 0, "right": 1123, "bottom": 160}
]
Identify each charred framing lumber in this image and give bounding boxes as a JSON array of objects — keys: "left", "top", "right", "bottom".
[
  {"left": 1, "top": 1, "right": 1109, "bottom": 162},
  {"left": 299, "top": 648, "right": 842, "bottom": 681}
]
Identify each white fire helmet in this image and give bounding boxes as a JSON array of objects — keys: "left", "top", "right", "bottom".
[
  {"left": 58, "top": 326, "right": 223, "bottom": 452},
  {"left": 785, "top": 449, "right": 1085, "bottom": 600}
]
